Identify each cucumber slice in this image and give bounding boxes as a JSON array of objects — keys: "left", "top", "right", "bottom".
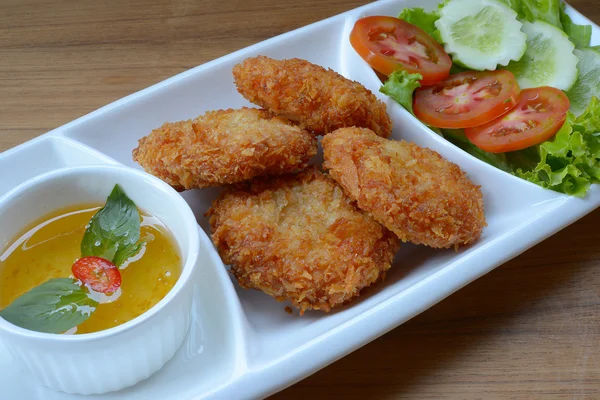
[
  {"left": 506, "top": 21, "right": 579, "bottom": 91},
  {"left": 567, "top": 48, "right": 600, "bottom": 116},
  {"left": 435, "top": 0, "right": 527, "bottom": 71}
]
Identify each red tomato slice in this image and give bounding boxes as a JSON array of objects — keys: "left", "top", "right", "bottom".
[
  {"left": 464, "top": 87, "right": 570, "bottom": 153},
  {"left": 72, "top": 256, "right": 121, "bottom": 294},
  {"left": 413, "top": 70, "right": 521, "bottom": 129},
  {"left": 350, "top": 16, "right": 452, "bottom": 85}
]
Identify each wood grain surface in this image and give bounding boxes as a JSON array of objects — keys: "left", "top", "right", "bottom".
[{"left": 1, "top": 1, "right": 599, "bottom": 399}]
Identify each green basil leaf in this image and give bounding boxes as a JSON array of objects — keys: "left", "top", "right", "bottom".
[
  {"left": 112, "top": 241, "right": 144, "bottom": 267},
  {"left": 0, "top": 278, "right": 98, "bottom": 334},
  {"left": 81, "top": 184, "right": 142, "bottom": 266}
]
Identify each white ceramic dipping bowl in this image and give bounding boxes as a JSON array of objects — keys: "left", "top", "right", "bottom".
[{"left": 0, "top": 165, "right": 201, "bottom": 395}]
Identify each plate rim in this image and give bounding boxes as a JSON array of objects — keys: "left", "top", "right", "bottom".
[{"left": 1, "top": 1, "right": 599, "bottom": 399}]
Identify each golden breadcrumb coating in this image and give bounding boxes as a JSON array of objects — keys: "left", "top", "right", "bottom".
[
  {"left": 232, "top": 56, "right": 392, "bottom": 137},
  {"left": 132, "top": 107, "right": 317, "bottom": 190},
  {"left": 322, "top": 128, "right": 486, "bottom": 249},
  {"left": 207, "top": 167, "right": 400, "bottom": 314}
]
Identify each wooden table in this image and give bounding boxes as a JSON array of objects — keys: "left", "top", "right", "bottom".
[{"left": 1, "top": 1, "right": 599, "bottom": 398}]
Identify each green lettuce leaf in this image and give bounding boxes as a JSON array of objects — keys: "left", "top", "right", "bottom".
[
  {"left": 515, "top": 98, "right": 600, "bottom": 196},
  {"left": 516, "top": 120, "right": 588, "bottom": 196},
  {"left": 398, "top": 7, "right": 443, "bottom": 43},
  {"left": 380, "top": 70, "right": 422, "bottom": 114},
  {"left": 518, "top": 0, "right": 562, "bottom": 27},
  {"left": 566, "top": 48, "right": 600, "bottom": 116},
  {"left": 573, "top": 97, "right": 600, "bottom": 134},
  {"left": 437, "top": 98, "right": 600, "bottom": 197},
  {"left": 497, "top": 0, "right": 521, "bottom": 11},
  {"left": 449, "top": 62, "right": 470, "bottom": 74},
  {"left": 559, "top": 4, "right": 592, "bottom": 48},
  {"left": 441, "top": 129, "right": 514, "bottom": 173},
  {"left": 398, "top": 8, "right": 439, "bottom": 36}
]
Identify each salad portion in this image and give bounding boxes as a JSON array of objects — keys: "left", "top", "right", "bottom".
[{"left": 350, "top": 0, "right": 600, "bottom": 196}]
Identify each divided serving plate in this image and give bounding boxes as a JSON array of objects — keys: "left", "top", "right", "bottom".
[{"left": 1, "top": 0, "right": 599, "bottom": 398}]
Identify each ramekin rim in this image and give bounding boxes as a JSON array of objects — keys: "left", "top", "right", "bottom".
[{"left": 0, "top": 164, "right": 201, "bottom": 342}]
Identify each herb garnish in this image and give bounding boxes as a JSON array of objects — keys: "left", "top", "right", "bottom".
[
  {"left": 81, "top": 184, "right": 143, "bottom": 266},
  {"left": 0, "top": 184, "right": 144, "bottom": 334},
  {"left": 0, "top": 279, "right": 98, "bottom": 334}
]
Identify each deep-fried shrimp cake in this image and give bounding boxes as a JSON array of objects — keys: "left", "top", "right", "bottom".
[
  {"left": 207, "top": 168, "right": 400, "bottom": 314},
  {"left": 232, "top": 56, "right": 392, "bottom": 137},
  {"left": 322, "top": 128, "right": 486, "bottom": 249},
  {"left": 132, "top": 107, "right": 317, "bottom": 190}
]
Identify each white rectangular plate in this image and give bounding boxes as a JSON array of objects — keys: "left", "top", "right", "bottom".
[{"left": 1, "top": 0, "right": 599, "bottom": 399}]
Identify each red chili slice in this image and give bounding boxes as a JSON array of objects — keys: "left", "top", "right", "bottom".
[{"left": 72, "top": 256, "right": 121, "bottom": 294}]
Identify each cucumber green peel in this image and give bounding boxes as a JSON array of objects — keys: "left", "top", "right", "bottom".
[
  {"left": 505, "top": 20, "right": 578, "bottom": 90},
  {"left": 435, "top": 0, "right": 527, "bottom": 70},
  {"left": 398, "top": 0, "right": 593, "bottom": 50},
  {"left": 440, "top": 98, "right": 600, "bottom": 197},
  {"left": 390, "top": 0, "right": 600, "bottom": 196}
]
